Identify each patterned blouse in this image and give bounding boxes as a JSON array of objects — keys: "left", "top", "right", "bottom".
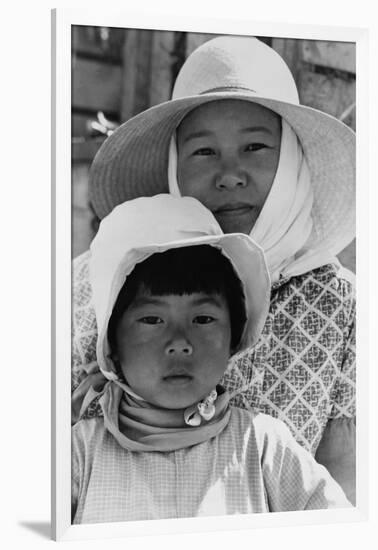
[
  {"left": 72, "top": 409, "right": 350, "bottom": 524},
  {"left": 72, "top": 251, "right": 356, "bottom": 456}
]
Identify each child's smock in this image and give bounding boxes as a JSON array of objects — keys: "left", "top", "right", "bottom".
[{"left": 72, "top": 408, "right": 350, "bottom": 524}]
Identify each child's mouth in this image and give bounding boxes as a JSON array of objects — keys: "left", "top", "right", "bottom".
[{"left": 163, "top": 373, "right": 193, "bottom": 385}]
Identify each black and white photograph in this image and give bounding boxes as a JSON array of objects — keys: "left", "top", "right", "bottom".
[
  {"left": 70, "top": 22, "right": 358, "bottom": 525},
  {"left": 48, "top": 4, "right": 372, "bottom": 546}
]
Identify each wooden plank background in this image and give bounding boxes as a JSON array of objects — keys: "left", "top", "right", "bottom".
[{"left": 72, "top": 27, "right": 356, "bottom": 272}]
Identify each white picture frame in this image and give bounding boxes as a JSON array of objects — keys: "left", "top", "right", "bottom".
[{"left": 52, "top": 6, "right": 370, "bottom": 543}]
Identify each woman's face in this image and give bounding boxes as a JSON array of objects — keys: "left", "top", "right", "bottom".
[{"left": 177, "top": 99, "right": 282, "bottom": 234}]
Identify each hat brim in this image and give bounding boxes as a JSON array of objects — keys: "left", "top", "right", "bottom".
[{"left": 89, "top": 91, "right": 355, "bottom": 255}]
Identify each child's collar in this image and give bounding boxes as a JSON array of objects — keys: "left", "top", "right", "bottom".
[{"left": 99, "top": 382, "right": 232, "bottom": 452}]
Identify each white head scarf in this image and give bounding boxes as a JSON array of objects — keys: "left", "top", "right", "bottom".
[{"left": 168, "top": 118, "right": 337, "bottom": 283}]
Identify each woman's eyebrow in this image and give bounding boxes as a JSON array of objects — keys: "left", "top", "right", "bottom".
[
  {"left": 240, "top": 126, "right": 273, "bottom": 134},
  {"left": 181, "top": 130, "right": 212, "bottom": 143},
  {"left": 182, "top": 126, "right": 273, "bottom": 143}
]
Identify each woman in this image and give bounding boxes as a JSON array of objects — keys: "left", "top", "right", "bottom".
[{"left": 72, "top": 36, "right": 356, "bottom": 502}]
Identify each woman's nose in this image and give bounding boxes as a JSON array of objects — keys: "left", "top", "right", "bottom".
[
  {"left": 165, "top": 334, "right": 193, "bottom": 356},
  {"left": 215, "top": 163, "right": 248, "bottom": 190}
]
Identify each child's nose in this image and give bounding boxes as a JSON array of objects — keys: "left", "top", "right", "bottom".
[{"left": 165, "top": 335, "right": 193, "bottom": 356}]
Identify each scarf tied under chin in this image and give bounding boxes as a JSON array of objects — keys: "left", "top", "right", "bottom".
[{"left": 72, "top": 373, "right": 232, "bottom": 452}]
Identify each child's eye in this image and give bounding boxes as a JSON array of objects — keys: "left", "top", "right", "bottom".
[
  {"left": 193, "top": 147, "right": 215, "bottom": 156},
  {"left": 193, "top": 315, "right": 215, "bottom": 324},
  {"left": 245, "top": 143, "right": 268, "bottom": 152},
  {"left": 138, "top": 316, "right": 163, "bottom": 325}
]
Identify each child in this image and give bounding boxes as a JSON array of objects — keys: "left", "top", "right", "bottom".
[{"left": 72, "top": 194, "right": 350, "bottom": 524}]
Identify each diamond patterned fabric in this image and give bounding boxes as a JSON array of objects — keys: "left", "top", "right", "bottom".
[{"left": 72, "top": 250, "right": 355, "bottom": 455}]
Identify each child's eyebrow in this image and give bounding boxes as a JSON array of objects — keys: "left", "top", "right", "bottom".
[
  {"left": 129, "top": 296, "right": 166, "bottom": 308},
  {"left": 190, "top": 296, "right": 225, "bottom": 308},
  {"left": 130, "top": 295, "right": 225, "bottom": 308}
]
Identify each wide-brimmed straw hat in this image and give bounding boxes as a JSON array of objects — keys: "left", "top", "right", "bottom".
[
  {"left": 89, "top": 194, "right": 271, "bottom": 379},
  {"left": 89, "top": 36, "right": 355, "bottom": 254}
]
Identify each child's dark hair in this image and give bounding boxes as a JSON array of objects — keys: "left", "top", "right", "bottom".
[{"left": 108, "top": 244, "right": 246, "bottom": 354}]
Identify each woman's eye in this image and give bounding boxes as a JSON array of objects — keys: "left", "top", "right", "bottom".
[
  {"left": 138, "top": 316, "right": 163, "bottom": 325},
  {"left": 193, "top": 147, "right": 214, "bottom": 156},
  {"left": 193, "top": 315, "right": 215, "bottom": 324},
  {"left": 245, "top": 143, "right": 267, "bottom": 152}
]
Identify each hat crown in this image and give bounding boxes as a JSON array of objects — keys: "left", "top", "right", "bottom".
[{"left": 172, "top": 36, "right": 299, "bottom": 104}]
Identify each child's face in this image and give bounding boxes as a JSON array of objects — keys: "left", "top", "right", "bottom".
[
  {"left": 177, "top": 99, "right": 281, "bottom": 235},
  {"left": 114, "top": 289, "right": 232, "bottom": 409}
]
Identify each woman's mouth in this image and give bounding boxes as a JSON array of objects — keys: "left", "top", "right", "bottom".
[{"left": 214, "top": 204, "right": 254, "bottom": 216}]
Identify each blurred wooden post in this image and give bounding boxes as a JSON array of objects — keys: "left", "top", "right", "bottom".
[
  {"left": 120, "top": 29, "right": 139, "bottom": 122},
  {"left": 301, "top": 41, "right": 355, "bottom": 73},
  {"left": 271, "top": 38, "right": 301, "bottom": 83},
  {"left": 298, "top": 40, "right": 356, "bottom": 129},
  {"left": 121, "top": 30, "right": 153, "bottom": 121},
  {"left": 121, "top": 30, "right": 177, "bottom": 120},
  {"left": 149, "top": 31, "right": 176, "bottom": 106}
]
